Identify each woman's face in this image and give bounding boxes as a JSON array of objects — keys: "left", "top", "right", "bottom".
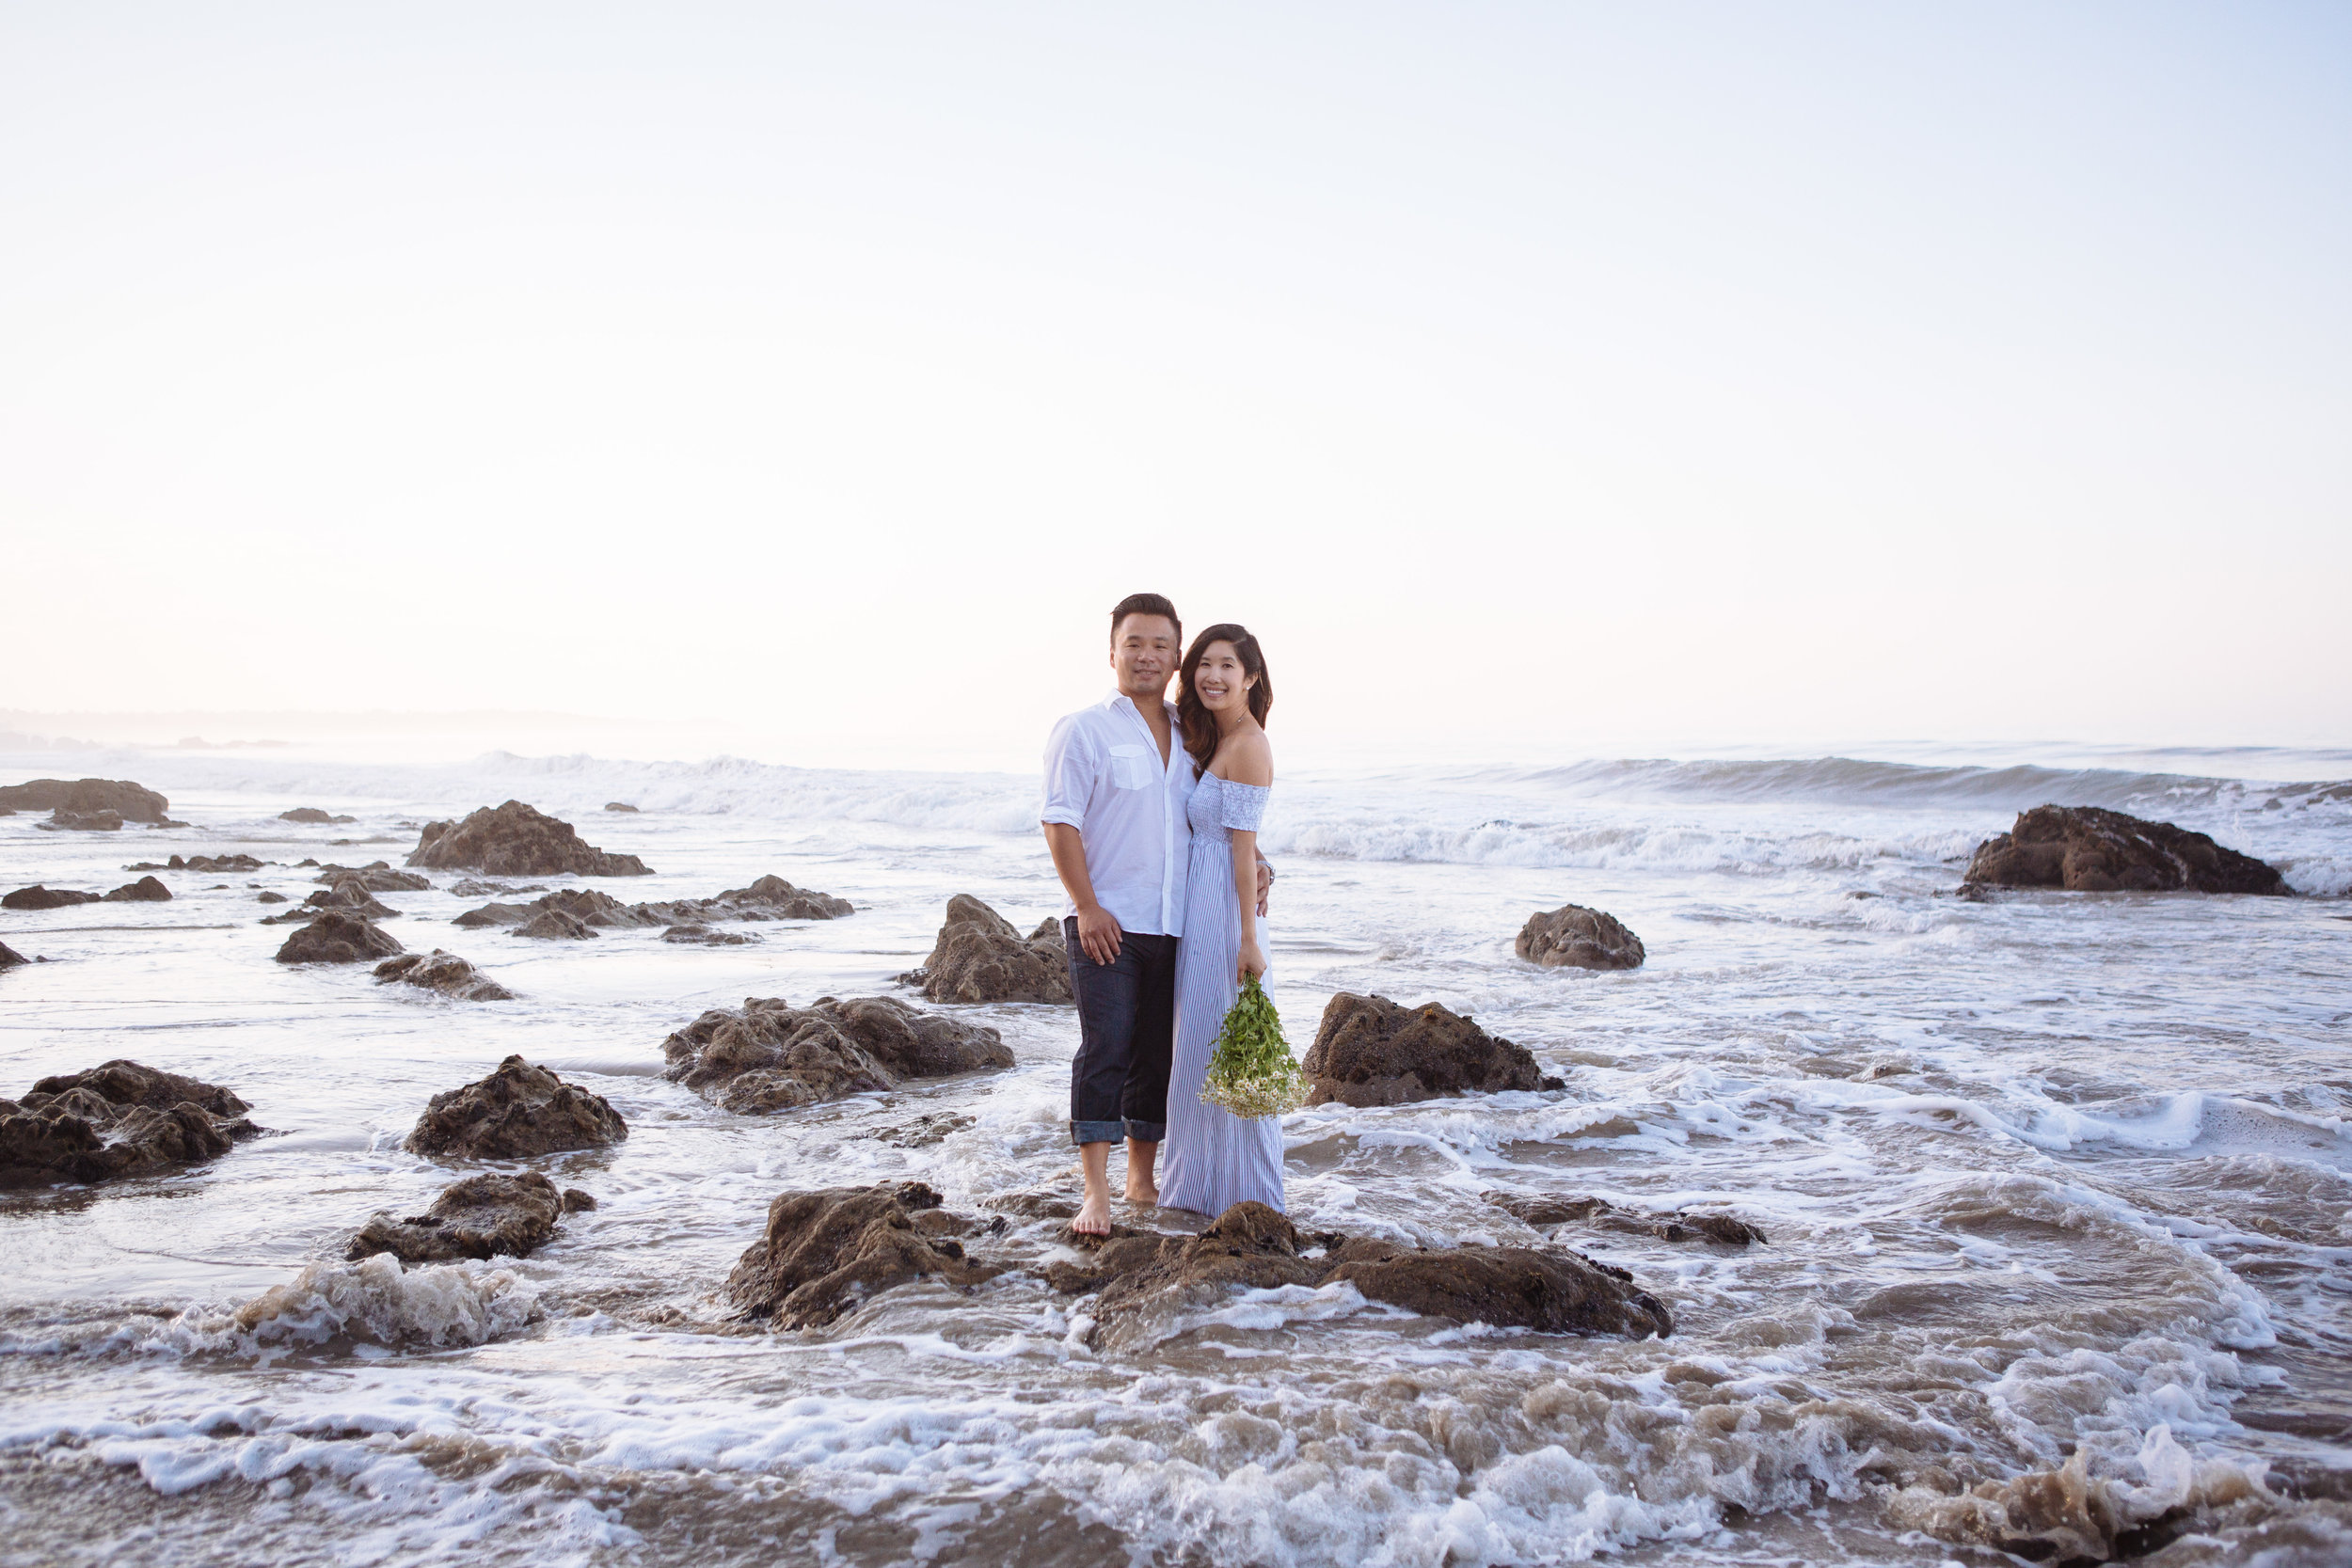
[{"left": 1191, "top": 641, "right": 1257, "bottom": 715}]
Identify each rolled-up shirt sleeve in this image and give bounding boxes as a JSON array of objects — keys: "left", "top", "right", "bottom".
[{"left": 1041, "top": 715, "right": 1094, "bottom": 829}]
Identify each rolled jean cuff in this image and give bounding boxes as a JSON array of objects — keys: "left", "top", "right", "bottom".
[
  {"left": 1123, "top": 1118, "right": 1166, "bottom": 1144},
  {"left": 1070, "top": 1118, "right": 1125, "bottom": 1147}
]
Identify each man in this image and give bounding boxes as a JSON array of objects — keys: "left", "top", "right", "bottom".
[{"left": 1041, "top": 593, "right": 1269, "bottom": 1236}]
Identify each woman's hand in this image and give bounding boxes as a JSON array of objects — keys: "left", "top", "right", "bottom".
[{"left": 1237, "top": 937, "right": 1268, "bottom": 981}]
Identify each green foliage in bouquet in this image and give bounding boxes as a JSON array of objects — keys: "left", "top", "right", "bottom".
[{"left": 1200, "top": 974, "right": 1308, "bottom": 1120}]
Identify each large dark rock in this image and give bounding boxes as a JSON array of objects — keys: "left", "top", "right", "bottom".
[
  {"left": 346, "top": 1172, "right": 566, "bottom": 1262},
  {"left": 725, "top": 1181, "right": 1000, "bottom": 1328},
  {"left": 899, "top": 895, "right": 1072, "bottom": 1005},
  {"left": 4, "top": 886, "right": 99, "bottom": 911},
  {"left": 102, "top": 877, "right": 172, "bottom": 904},
  {"left": 374, "top": 950, "right": 516, "bottom": 1002},
  {"left": 279, "top": 807, "right": 357, "bottom": 824},
  {"left": 0, "top": 1059, "right": 258, "bottom": 1187},
  {"left": 0, "top": 778, "right": 170, "bottom": 823},
  {"left": 405, "top": 1055, "right": 628, "bottom": 1158},
  {"left": 406, "top": 800, "right": 651, "bottom": 878},
  {"left": 662, "top": 994, "right": 1014, "bottom": 1114},
  {"left": 274, "top": 911, "right": 404, "bottom": 963},
  {"left": 1517, "top": 903, "right": 1645, "bottom": 970},
  {"left": 40, "top": 810, "right": 123, "bottom": 832},
  {"left": 1048, "top": 1202, "right": 1672, "bottom": 1352},
  {"left": 1300, "top": 992, "right": 1556, "bottom": 1107},
  {"left": 1963, "top": 805, "right": 2288, "bottom": 895}
]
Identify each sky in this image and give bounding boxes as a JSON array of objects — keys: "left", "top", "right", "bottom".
[{"left": 3, "top": 2, "right": 2347, "bottom": 769}]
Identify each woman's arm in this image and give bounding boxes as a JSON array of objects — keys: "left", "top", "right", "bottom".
[
  {"left": 1230, "top": 826, "right": 1264, "bottom": 978},
  {"left": 1223, "top": 733, "right": 1274, "bottom": 979}
]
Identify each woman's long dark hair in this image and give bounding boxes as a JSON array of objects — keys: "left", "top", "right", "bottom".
[{"left": 1176, "top": 624, "right": 1273, "bottom": 771}]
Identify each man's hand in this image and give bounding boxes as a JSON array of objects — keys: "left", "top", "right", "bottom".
[
  {"left": 1255, "top": 858, "right": 1273, "bottom": 918},
  {"left": 1073, "top": 904, "right": 1124, "bottom": 966}
]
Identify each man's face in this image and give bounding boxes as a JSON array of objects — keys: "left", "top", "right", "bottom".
[{"left": 1109, "top": 614, "right": 1180, "bottom": 702}]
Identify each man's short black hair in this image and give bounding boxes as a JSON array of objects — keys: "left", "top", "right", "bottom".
[{"left": 1109, "top": 593, "right": 1182, "bottom": 645}]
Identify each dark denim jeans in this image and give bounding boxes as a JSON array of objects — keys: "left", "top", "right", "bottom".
[{"left": 1065, "top": 918, "right": 1177, "bottom": 1147}]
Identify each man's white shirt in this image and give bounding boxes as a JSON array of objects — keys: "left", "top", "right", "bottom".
[{"left": 1041, "top": 692, "right": 1197, "bottom": 937}]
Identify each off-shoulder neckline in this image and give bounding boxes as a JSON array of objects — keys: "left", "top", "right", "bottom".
[{"left": 1204, "top": 771, "right": 1270, "bottom": 788}]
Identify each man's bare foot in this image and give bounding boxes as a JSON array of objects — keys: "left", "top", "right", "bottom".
[
  {"left": 1121, "top": 1180, "right": 1158, "bottom": 1207},
  {"left": 1073, "top": 1191, "right": 1113, "bottom": 1236}
]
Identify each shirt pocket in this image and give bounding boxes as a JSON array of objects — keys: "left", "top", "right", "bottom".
[{"left": 1107, "top": 743, "right": 1157, "bottom": 790}]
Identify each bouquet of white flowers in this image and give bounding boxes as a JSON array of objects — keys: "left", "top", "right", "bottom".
[{"left": 1199, "top": 974, "right": 1308, "bottom": 1120}]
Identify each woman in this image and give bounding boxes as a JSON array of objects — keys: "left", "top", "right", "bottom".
[{"left": 1157, "top": 624, "right": 1285, "bottom": 1218}]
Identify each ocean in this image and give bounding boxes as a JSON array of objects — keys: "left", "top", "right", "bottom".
[{"left": 1, "top": 742, "right": 2346, "bottom": 1565}]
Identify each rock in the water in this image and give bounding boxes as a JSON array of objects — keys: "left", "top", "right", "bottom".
[
  {"left": 1300, "top": 992, "right": 1556, "bottom": 1107},
  {"left": 662, "top": 924, "right": 756, "bottom": 945},
  {"left": 604, "top": 801, "right": 639, "bottom": 812},
  {"left": 127, "top": 854, "right": 264, "bottom": 874},
  {"left": 0, "top": 1059, "right": 258, "bottom": 1187},
  {"left": 405, "top": 1055, "right": 628, "bottom": 1158},
  {"left": 3, "top": 885, "right": 99, "bottom": 911},
  {"left": 265, "top": 880, "right": 401, "bottom": 924},
  {"left": 899, "top": 895, "right": 1072, "bottom": 1005},
  {"left": 724, "top": 1181, "right": 1000, "bottom": 1328},
  {"left": 455, "top": 879, "right": 850, "bottom": 937},
  {"left": 1963, "top": 804, "right": 2287, "bottom": 895},
  {"left": 279, "top": 807, "right": 357, "bottom": 824},
  {"left": 513, "top": 908, "right": 598, "bottom": 940},
  {"left": 1516, "top": 903, "right": 1645, "bottom": 970},
  {"left": 561, "top": 1187, "right": 596, "bottom": 1212},
  {"left": 374, "top": 950, "right": 516, "bottom": 1002},
  {"left": 1049, "top": 1202, "right": 1671, "bottom": 1351},
  {"left": 346, "top": 1172, "right": 565, "bottom": 1262},
  {"left": 662, "top": 994, "right": 1014, "bottom": 1114},
  {"left": 1486, "top": 1192, "right": 1766, "bottom": 1246},
  {"left": 40, "top": 809, "right": 124, "bottom": 832},
  {"left": 314, "top": 862, "right": 431, "bottom": 892},
  {"left": 274, "top": 911, "right": 405, "bottom": 964},
  {"left": 256, "top": 891, "right": 288, "bottom": 904},
  {"left": 704, "top": 875, "right": 853, "bottom": 921},
  {"left": 0, "top": 778, "right": 170, "bottom": 823},
  {"left": 102, "top": 876, "right": 172, "bottom": 903},
  {"left": 0, "top": 942, "right": 25, "bottom": 970},
  {"left": 406, "top": 800, "right": 652, "bottom": 878}
]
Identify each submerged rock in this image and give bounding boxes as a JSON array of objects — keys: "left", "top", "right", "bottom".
[
  {"left": 126, "top": 854, "right": 265, "bottom": 874},
  {"left": 662, "top": 994, "right": 1014, "bottom": 1114},
  {"left": 40, "top": 809, "right": 123, "bottom": 832},
  {"left": 374, "top": 950, "right": 516, "bottom": 1002},
  {"left": 274, "top": 911, "right": 404, "bottom": 964},
  {"left": 256, "top": 891, "right": 288, "bottom": 904},
  {"left": 0, "top": 778, "right": 170, "bottom": 823},
  {"left": 279, "top": 807, "right": 358, "bottom": 824},
  {"left": 512, "top": 907, "right": 597, "bottom": 940},
  {"left": 1963, "top": 805, "right": 2287, "bottom": 895},
  {"left": 662, "top": 924, "right": 756, "bottom": 945},
  {"left": 455, "top": 879, "right": 851, "bottom": 936},
  {"left": 346, "top": 1172, "right": 567, "bottom": 1262},
  {"left": 0, "top": 1059, "right": 259, "bottom": 1187},
  {"left": 3, "top": 885, "right": 99, "bottom": 911},
  {"left": 407, "top": 800, "right": 652, "bottom": 878},
  {"left": 1301, "top": 992, "right": 1558, "bottom": 1107},
  {"left": 899, "top": 895, "right": 1072, "bottom": 1005},
  {"left": 102, "top": 876, "right": 172, "bottom": 904},
  {"left": 604, "top": 801, "right": 639, "bottom": 813},
  {"left": 0, "top": 942, "right": 25, "bottom": 970},
  {"left": 1516, "top": 903, "right": 1645, "bottom": 970},
  {"left": 1487, "top": 1192, "right": 1767, "bottom": 1246},
  {"left": 405, "top": 1055, "right": 628, "bottom": 1159},
  {"left": 1050, "top": 1202, "right": 1672, "bottom": 1351},
  {"left": 265, "top": 880, "right": 402, "bottom": 924},
  {"left": 314, "top": 862, "right": 431, "bottom": 892},
  {"left": 725, "top": 1180, "right": 1000, "bottom": 1328}
]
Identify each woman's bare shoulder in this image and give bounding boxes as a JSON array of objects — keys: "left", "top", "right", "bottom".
[{"left": 1220, "top": 729, "right": 1274, "bottom": 786}]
